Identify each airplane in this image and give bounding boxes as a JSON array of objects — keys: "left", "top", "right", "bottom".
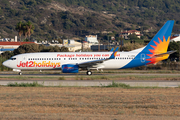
[{"left": 3, "top": 20, "right": 176, "bottom": 75}]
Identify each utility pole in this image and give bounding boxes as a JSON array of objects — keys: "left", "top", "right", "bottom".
[
  {"left": 81, "top": 39, "right": 83, "bottom": 52},
  {"left": 98, "top": 39, "right": 100, "bottom": 51}
]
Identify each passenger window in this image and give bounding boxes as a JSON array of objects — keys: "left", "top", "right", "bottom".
[
  {"left": 52, "top": 58, "right": 53, "bottom": 60},
  {"left": 44, "top": 58, "right": 46, "bottom": 60},
  {"left": 54, "top": 58, "right": 56, "bottom": 60},
  {"left": 49, "top": 58, "right": 51, "bottom": 60},
  {"left": 59, "top": 58, "right": 61, "bottom": 60}
]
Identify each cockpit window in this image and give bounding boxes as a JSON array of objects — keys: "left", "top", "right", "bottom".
[{"left": 11, "top": 58, "right": 16, "bottom": 60}]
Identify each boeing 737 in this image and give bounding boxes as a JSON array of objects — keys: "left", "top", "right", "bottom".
[{"left": 3, "top": 20, "right": 175, "bottom": 75}]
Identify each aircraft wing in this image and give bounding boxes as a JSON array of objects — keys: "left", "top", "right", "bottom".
[{"left": 78, "top": 47, "right": 119, "bottom": 68}]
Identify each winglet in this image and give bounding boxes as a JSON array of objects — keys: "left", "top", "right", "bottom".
[
  {"left": 109, "top": 47, "right": 119, "bottom": 59},
  {"left": 109, "top": 48, "right": 114, "bottom": 52}
]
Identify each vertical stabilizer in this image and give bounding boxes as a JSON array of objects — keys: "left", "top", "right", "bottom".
[
  {"left": 142, "top": 20, "right": 174, "bottom": 64},
  {"left": 121, "top": 20, "right": 174, "bottom": 68}
]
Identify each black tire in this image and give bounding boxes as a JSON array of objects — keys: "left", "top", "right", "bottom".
[{"left": 87, "top": 71, "right": 92, "bottom": 75}]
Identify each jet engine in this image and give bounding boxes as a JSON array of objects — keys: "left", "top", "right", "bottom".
[{"left": 61, "top": 64, "right": 79, "bottom": 73}]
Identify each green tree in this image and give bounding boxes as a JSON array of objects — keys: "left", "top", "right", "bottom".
[
  {"left": 15, "top": 21, "right": 24, "bottom": 42},
  {"left": 26, "top": 21, "right": 35, "bottom": 41},
  {"left": 60, "top": 46, "right": 69, "bottom": 52},
  {"left": 22, "top": 21, "right": 35, "bottom": 41},
  {"left": 168, "top": 41, "right": 179, "bottom": 60},
  {"left": 16, "top": 21, "right": 35, "bottom": 41},
  {"left": 128, "top": 33, "right": 139, "bottom": 40},
  {"left": 13, "top": 43, "right": 39, "bottom": 55}
]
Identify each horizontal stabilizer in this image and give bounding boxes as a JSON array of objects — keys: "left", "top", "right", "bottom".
[{"left": 154, "top": 50, "right": 176, "bottom": 57}]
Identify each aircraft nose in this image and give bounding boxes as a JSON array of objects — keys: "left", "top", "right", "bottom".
[{"left": 2, "top": 60, "right": 9, "bottom": 67}]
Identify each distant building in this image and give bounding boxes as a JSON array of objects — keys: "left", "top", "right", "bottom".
[
  {"left": 120, "top": 30, "right": 142, "bottom": 39},
  {"left": 170, "top": 34, "right": 180, "bottom": 42},
  {"left": 63, "top": 39, "right": 75, "bottom": 45},
  {"left": 63, "top": 39, "right": 68, "bottom": 45},
  {"left": 0, "top": 42, "right": 35, "bottom": 54},
  {"left": 91, "top": 45, "right": 116, "bottom": 51},
  {"left": 85, "top": 35, "right": 99, "bottom": 44}
]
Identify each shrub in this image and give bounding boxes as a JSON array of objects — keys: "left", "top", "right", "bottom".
[
  {"left": 106, "top": 81, "right": 130, "bottom": 88},
  {"left": 7, "top": 81, "right": 43, "bottom": 87}
]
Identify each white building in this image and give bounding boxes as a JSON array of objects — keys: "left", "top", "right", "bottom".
[
  {"left": 170, "top": 34, "right": 180, "bottom": 42},
  {"left": 120, "top": 30, "right": 142, "bottom": 39},
  {"left": 85, "top": 35, "right": 98, "bottom": 44}
]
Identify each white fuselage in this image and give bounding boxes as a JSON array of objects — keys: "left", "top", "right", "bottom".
[{"left": 3, "top": 52, "right": 139, "bottom": 70}]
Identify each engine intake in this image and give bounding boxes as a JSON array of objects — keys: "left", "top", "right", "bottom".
[{"left": 61, "top": 64, "right": 79, "bottom": 73}]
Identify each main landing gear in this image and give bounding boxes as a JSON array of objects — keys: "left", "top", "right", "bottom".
[
  {"left": 19, "top": 72, "right": 22, "bottom": 75},
  {"left": 86, "top": 71, "right": 92, "bottom": 75}
]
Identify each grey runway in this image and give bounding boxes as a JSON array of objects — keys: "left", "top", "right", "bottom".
[
  {"left": 0, "top": 80, "right": 180, "bottom": 87},
  {"left": 0, "top": 72, "right": 180, "bottom": 87},
  {"left": 1, "top": 72, "right": 180, "bottom": 76}
]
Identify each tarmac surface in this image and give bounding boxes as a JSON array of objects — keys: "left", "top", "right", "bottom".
[
  {"left": 0, "top": 80, "right": 180, "bottom": 87},
  {"left": 0, "top": 72, "right": 180, "bottom": 87}
]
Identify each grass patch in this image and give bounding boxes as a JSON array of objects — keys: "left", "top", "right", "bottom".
[
  {"left": 75, "top": 76, "right": 84, "bottom": 80},
  {"left": 88, "top": 76, "right": 109, "bottom": 80},
  {"left": 101, "top": 81, "right": 164, "bottom": 89},
  {"left": 104, "top": 81, "right": 131, "bottom": 88},
  {"left": 7, "top": 81, "right": 44, "bottom": 87},
  {"left": 58, "top": 76, "right": 65, "bottom": 80}
]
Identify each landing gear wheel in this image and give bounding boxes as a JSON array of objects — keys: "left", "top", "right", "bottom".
[
  {"left": 19, "top": 72, "right": 22, "bottom": 75},
  {"left": 87, "top": 71, "right": 92, "bottom": 75}
]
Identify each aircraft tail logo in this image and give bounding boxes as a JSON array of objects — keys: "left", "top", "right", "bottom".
[{"left": 146, "top": 36, "right": 170, "bottom": 64}]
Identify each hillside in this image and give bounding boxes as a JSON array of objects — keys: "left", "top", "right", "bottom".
[{"left": 0, "top": 0, "right": 180, "bottom": 41}]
